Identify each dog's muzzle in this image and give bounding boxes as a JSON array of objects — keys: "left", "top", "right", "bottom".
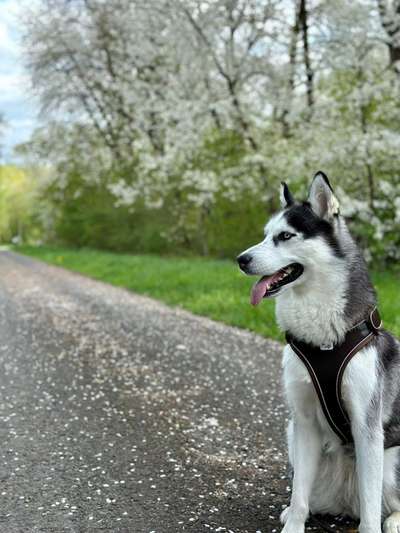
[{"left": 237, "top": 253, "right": 252, "bottom": 272}]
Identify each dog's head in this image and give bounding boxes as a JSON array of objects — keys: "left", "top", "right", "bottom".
[{"left": 237, "top": 172, "right": 344, "bottom": 305}]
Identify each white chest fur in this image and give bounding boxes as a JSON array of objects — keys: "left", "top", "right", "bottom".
[{"left": 276, "top": 262, "right": 348, "bottom": 346}]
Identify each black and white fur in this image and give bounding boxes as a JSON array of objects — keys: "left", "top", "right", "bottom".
[{"left": 237, "top": 173, "right": 400, "bottom": 533}]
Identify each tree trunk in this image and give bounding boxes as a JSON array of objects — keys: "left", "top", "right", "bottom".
[
  {"left": 280, "top": 0, "right": 301, "bottom": 137},
  {"left": 299, "top": 0, "right": 314, "bottom": 112},
  {"left": 199, "top": 204, "right": 210, "bottom": 256},
  {"left": 377, "top": 0, "right": 400, "bottom": 75},
  {"left": 359, "top": 90, "right": 376, "bottom": 212},
  {"left": 228, "top": 81, "right": 258, "bottom": 151}
]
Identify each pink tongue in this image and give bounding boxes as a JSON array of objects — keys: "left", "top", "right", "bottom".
[{"left": 250, "top": 271, "right": 282, "bottom": 306}]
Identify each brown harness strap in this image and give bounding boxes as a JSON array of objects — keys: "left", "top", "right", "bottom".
[{"left": 285, "top": 308, "right": 382, "bottom": 445}]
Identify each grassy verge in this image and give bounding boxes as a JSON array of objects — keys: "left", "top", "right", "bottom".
[{"left": 14, "top": 245, "right": 400, "bottom": 341}]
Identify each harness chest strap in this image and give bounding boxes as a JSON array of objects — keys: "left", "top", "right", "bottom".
[{"left": 285, "top": 308, "right": 382, "bottom": 445}]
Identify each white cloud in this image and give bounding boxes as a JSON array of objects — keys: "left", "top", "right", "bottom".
[
  {"left": 0, "top": 0, "right": 39, "bottom": 160},
  {"left": 0, "top": 72, "right": 31, "bottom": 104},
  {"left": 0, "top": 0, "right": 23, "bottom": 57},
  {"left": 0, "top": 21, "right": 18, "bottom": 58}
]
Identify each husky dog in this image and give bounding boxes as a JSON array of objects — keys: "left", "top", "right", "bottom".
[{"left": 237, "top": 172, "right": 400, "bottom": 533}]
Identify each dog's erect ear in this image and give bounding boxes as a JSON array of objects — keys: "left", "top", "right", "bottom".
[
  {"left": 308, "top": 171, "right": 339, "bottom": 219},
  {"left": 280, "top": 182, "right": 295, "bottom": 208}
]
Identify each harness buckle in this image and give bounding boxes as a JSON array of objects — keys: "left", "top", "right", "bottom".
[
  {"left": 370, "top": 308, "right": 382, "bottom": 331},
  {"left": 320, "top": 342, "right": 334, "bottom": 351}
]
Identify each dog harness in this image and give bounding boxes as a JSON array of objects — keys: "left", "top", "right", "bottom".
[{"left": 285, "top": 308, "right": 382, "bottom": 445}]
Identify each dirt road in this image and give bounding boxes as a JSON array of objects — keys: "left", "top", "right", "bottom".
[{"left": 0, "top": 252, "right": 354, "bottom": 532}]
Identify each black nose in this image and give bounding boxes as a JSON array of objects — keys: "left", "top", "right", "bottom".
[{"left": 237, "top": 253, "right": 252, "bottom": 269}]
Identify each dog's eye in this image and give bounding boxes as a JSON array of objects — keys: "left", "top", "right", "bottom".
[{"left": 279, "top": 231, "right": 294, "bottom": 241}]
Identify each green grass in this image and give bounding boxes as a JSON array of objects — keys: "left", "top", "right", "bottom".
[{"left": 14, "top": 245, "right": 400, "bottom": 341}]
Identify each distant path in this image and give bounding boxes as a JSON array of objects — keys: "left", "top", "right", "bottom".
[{"left": 0, "top": 251, "right": 353, "bottom": 532}]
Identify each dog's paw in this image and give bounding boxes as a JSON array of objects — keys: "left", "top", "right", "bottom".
[
  {"left": 279, "top": 506, "right": 307, "bottom": 532},
  {"left": 280, "top": 513, "right": 305, "bottom": 533},
  {"left": 384, "top": 512, "right": 400, "bottom": 533},
  {"left": 359, "top": 522, "right": 382, "bottom": 533},
  {"left": 280, "top": 524, "right": 305, "bottom": 533},
  {"left": 280, "top": 506, "right": 290, "bottom": 524}
]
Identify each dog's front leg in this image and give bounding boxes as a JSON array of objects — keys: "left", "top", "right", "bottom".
[
  {"left": 281, "top": 414, "right": 321, "bottom": 533},
  {"left": 346, "top": 351, "right": 384, "bottom": 533},
  {"left": 353, "top": 418, "right": 384, "bottom": 533}
]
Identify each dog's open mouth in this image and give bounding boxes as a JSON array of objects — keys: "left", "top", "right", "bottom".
[{"left": 250, "top": 263, "right": 304, "bottom": 305}]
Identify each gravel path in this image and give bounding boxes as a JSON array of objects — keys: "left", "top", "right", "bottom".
[{"left": 0, "top": 251, "right": 356, "bottom": 533}]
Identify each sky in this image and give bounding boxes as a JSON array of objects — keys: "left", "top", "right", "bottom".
[{"left": 0, "top": 0, "right": 38, "bottom": 162}]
